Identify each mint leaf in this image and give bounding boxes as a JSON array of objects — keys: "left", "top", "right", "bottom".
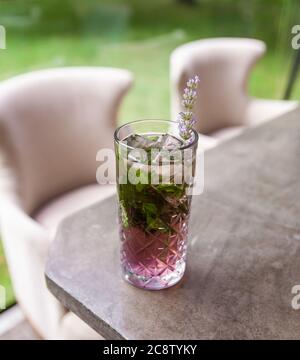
[
  {"left": 142, "top": 203, "right": 169, "bottom": 232},
  {"left": 142, "top": 203, "right": 157, "bottom": 216},
  {"left": 156, "top": 184, "right": 184, "bottom": 197},
  {"left": 119, "top": 201, "right": 129, "bottom": 228}
]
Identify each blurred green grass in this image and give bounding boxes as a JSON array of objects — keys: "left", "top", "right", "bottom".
[
  {"left": 0, "top": 0, "right": 299, "bottom": 309},
  {"left": 0, "top": 241, "right": 14, "bottom": 311},
  {"left": 0, "top": 0, "right": 299, "bottom": 123}
]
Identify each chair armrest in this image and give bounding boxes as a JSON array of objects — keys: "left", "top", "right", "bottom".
[
  {"left": 0, "top": 199, "right": 51, "bottom": 250},
  {"left": 245, "top": 98, "right": 299, "bottom": 126}
]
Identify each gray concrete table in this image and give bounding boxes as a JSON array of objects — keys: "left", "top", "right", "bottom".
[{"left": 46, "top": 108, "right": 300, "bottom": 340}]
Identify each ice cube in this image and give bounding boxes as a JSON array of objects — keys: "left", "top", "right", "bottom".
[
  {"left": 128, "top": 148, "right": 148, "bottom": 163},
  {"left": 126, "top": 134, "right": 157, "bottom": 149},
  {"left": 126, "top": 134, "right": 182, "bottom": 151},
  {"left": 158, "top": 134, "right": 182, "bottom": 150}
]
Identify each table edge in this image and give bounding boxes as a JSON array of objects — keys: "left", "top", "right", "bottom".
[{"left": 45, "top": 273, "right": 126, "bottom": 340}]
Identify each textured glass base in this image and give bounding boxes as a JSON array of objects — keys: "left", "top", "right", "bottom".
[{"left": 122, "top": 260, "right": 186, "bottom": 290}]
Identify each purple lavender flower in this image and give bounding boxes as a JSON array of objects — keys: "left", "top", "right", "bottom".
[{"left": 177, "top": 75, "right": 199, "bottom": 141}]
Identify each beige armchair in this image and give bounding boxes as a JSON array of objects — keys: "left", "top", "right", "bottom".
[
  {"left": 0, "top": 67, "right": 133, "bottom": 339},
  {"left": 171, "top": 38, "right": 299, "bottom": 141}
]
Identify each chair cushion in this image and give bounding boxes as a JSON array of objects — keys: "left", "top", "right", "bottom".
[
  {"left": 197, "top": 133, "right": 219, "bottom": 150},
  {"left": 211, "top": 126, "right": 244, "bottom": 142},
  {"left": 34, "top": 183, "right": 116, "bottom": 237}
]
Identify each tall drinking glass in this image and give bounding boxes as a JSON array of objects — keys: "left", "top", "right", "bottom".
[{"left": 114, "top": 119, "right": 198, "bottom": 290}]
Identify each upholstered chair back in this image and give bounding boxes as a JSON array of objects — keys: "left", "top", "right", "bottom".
[
  {"left": 171, "top": 38, "right": 266, "bottom": 134},
  {"left": 0, "top": 67, "right": 133, "bottom": 213}
]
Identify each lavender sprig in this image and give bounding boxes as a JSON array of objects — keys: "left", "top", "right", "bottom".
[{"left": 177, "top": 75, "right": 199, "bottom": 142}]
